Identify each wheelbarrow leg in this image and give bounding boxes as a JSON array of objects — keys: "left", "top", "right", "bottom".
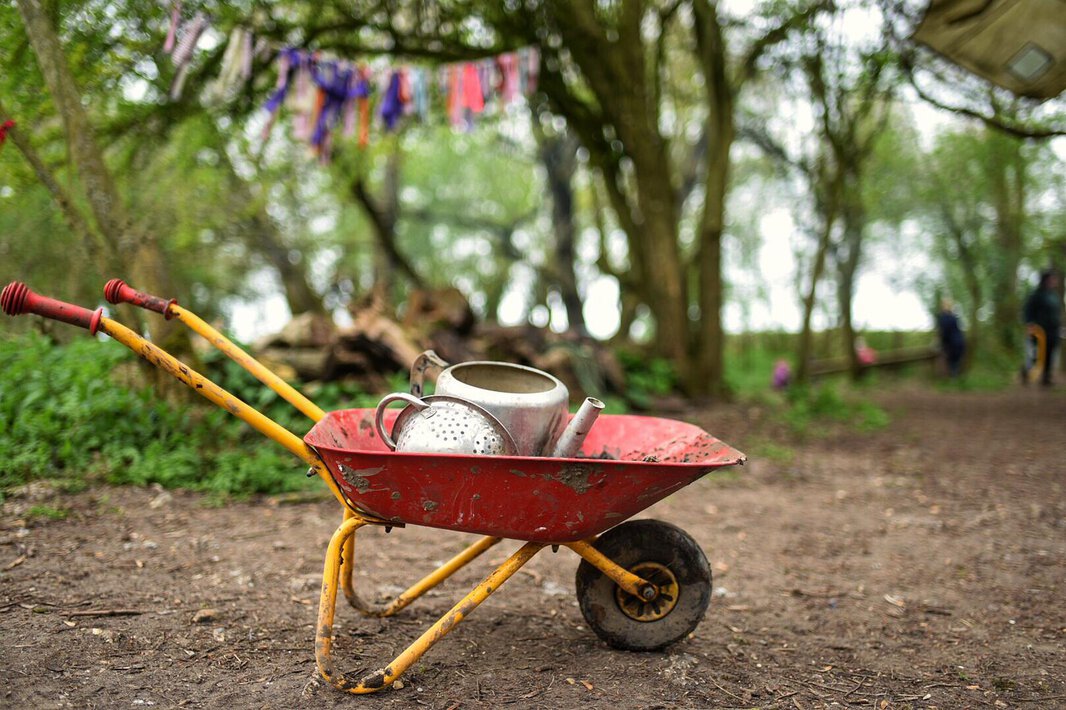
[
  {"left": 339, "top": 510, "right": 359, "bottom": 608},
  {"left": 339, "top": 509, "right": 502, "bottom": 617},
  {"left": 317, "top": 517, "right": 543, "bottom": 694},
  {"left": 566, "top": 540, "right": 658, "bottom": 601}
]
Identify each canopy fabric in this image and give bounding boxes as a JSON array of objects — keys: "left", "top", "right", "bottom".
[{"left": 913, "top": 0, "right": 1066, "bottom": 99}]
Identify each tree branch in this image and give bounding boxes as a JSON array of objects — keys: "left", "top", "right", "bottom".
[
  {"left": 0, "top": 99, "right": 102, "bottom": 263},
  {"left": 738, "top": 0, "right": 835, "bottom": 87}
]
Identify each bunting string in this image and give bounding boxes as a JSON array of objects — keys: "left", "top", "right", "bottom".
[
  {"left": 257, "top": 46, "right": 540, "bottom": 162},
  {"left": 162, "top": 2, "right": 540, "bottom": 162}
]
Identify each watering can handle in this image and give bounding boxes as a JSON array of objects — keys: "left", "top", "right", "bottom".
[
  {"left": 103, "top": 279, "right": 177, "bottom": 319},
  {"left": 410, "top": 350, "right": 449, "bottom": 398},
  {"left": 374, "top": 392, "right": 430, "bottom": 450},
  {"left": 1, "top": 282, "right": 103, "bottom": 335}
]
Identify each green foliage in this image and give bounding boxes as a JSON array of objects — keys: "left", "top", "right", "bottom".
[
  {"left": 744, "top": 437, "right": 795, "bottom": 464},
  {"left": 781, "top": 383, "right": 890, "bottom": 437},
  {"left": 937, "top": 352, "right": 1016, "bottom": 393},
  {"left": 724, "top": 336, "right": 788, "bottom": 398},
  {"left": 25, "top": 504, "right": 70, "bottom": 521},
  {"left": 615, "top": 350, "right": 678, "bottom": 409},
  {"left": 0, "top": 332, "right": 379, "bottom": 497}
]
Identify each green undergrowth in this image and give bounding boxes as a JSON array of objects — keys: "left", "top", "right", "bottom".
[
  {"left": 742, "top": 437, "right": 796, "bottom": 464},
  {"left": 615, "top": 349, "right": 677, "bottom": 410},
  {"left": 777, "top": 383, "right": 891, "bottom": 437},
  {"left": 0, "top": 332, "right": 389, "bottom": 500},
  {"left": 935, "top": 350, "right": 1017, "bottom": 392},
  {"left": 25, "top": 504, "right": 71, "bottom": 521}
]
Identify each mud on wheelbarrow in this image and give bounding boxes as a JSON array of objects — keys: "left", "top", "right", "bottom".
[{"left": 1, "top": 280, "right": 746, "bottom": 694}]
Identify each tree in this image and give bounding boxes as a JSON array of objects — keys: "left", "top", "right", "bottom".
[
  {"left": 743, "top": 2, "right": 898, "bottom": 379},
  {"left": 917, "top": 126, "right": 1065, "bottom": 357},
  {"left": 276, "top": 0, "right": 831, "bottom": 396},
  {"left": 532, "top": 119, "right": 586, "bottom": 335},
  {"left": 13, "top": 0, "right": 187, "bottom": 348}
]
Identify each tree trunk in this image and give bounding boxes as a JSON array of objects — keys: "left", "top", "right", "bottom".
[
  {"left": 987, "top": 132, "right": 1027, "bottom": 352},
  {"left": 610, "top": 291, "right": 642, "bottom": 346},
  {"left": 836, "top": 174, "right": 866, "bottom": 380},
  {"left": 953, "top": 237, "right": 982, "bottom": 365},
  {"left": 350, "top": 143, "right": 426, "bottom": 294},
  {"left": 248, "top": 210, "right": 326, "bottom": 316},
  {"left": 641, "top": 206, "right": 689, "bottom": 371},
  {"left": 596, "top": 159, "right": 686, "bottom": 367},
  {"left": 482, "top": 264, "right": 510, "bottom": 323},
  {"left": 535, "top": 127, "right": 586, "bottom": 334},
  {"left": 16, "top": 0, "right": 184, "bottom": 350},
  {"left": 796, "top": 215, "right": 834, "bottom": 383},
  {"left": 691, "top": 134, "right": 731, "bottom": 397}
]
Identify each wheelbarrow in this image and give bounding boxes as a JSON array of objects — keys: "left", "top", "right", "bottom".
[{"left": 1, "top": 279, "right": 746, "bottom": 694}]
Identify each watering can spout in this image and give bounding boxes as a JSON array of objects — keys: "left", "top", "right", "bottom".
[{"left": 551, "top": 397, "right": 605, "bottom": 458}]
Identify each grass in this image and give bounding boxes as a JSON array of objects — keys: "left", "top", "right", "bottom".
[
  {"left": 25, "top": 504, "right": 70, "bottom": 521},
  {"left": 743, "top": 437, "right": 796, "bottom": 464},
  {"left": 780, "top": 383, "right": 892, "bottom": 437},
  {"left": 936, "top": 357, "right": 1017, "bottom": 392}
]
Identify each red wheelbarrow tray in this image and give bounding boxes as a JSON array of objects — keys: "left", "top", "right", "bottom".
[{"left": 306, "top": 408, "right": 746, "bottom": 544}]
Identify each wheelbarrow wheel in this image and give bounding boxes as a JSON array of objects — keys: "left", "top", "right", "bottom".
[{"left": 575, "top": 519, "right": 711, "bottom": 651}]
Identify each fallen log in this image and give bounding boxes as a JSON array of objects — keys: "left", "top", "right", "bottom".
[{"left": 808, "top": 347, "right": 939, "bottom": 377}]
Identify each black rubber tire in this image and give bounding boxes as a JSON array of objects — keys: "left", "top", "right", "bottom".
[{"left": 575, "top": 519, "right": 712, "bottom": 651}]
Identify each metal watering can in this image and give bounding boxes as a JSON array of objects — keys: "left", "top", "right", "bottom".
[{"left": 375, "top": 350, "right": 603, "bottom": 457}]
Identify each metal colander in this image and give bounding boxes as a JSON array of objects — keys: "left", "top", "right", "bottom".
[{"left": 375, "top": 393, "right": 518, "bottom": 456}]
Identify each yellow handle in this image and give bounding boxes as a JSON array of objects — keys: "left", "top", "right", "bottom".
[
  {"left": 98, "top": 316, "right": 348, "bottom": 509},
  {"left": 104, "top": 278, "right": 326, "bottom": 423}
]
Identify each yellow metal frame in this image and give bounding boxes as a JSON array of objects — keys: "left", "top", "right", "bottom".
[
  {"left": 567, "top": 540, "right": 657, "bottom": 600},
  {"left": 97, "top": 316, "right": 349, "bottom": 509},
  {"left": 339, "top": 512, "right": 503, "bottom": 617},
  {"left": 316, "top": 515, "right": 544, "bottom": 693},
  {"left": 167, "top": 303, "right": 327, "bottom": 422},
  {"left": 1026, "top": 324, "right": 1047, "bottom": 383},
  {"left": 98, "top": 303, "right": 659, "bottom": 694}
]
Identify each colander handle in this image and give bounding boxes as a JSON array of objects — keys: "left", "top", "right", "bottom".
[{"left": 374, "top": 392, "right": 430, "bottom": 450}]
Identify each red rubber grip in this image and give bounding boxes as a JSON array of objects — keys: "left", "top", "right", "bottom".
[
  {"left": 103, "top": 278, "right": 176, "bottom": 319},
  {"left": 1, "top": 282, "right": 103, "bottom": 335}
]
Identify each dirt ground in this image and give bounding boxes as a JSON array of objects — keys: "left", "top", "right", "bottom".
[{"left": 2, "top": 386, "right": 1064, "bottom": 709}]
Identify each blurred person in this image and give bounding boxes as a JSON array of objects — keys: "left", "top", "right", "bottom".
[
  {"left": 855, "top": 337, "right": 877, "bottom": 367},
  {"left": 936, "top": 298, "right": 966, "bottom": 378},
  {"left": 772, "top": 359, "right": 792, "bottom": 390},
  {"left": 1022, "top": 270, "right": 1062, "bottom": 387}
]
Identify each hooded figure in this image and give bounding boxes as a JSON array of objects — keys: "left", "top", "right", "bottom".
[
  {"left": 937, "top": 298, "right": 965, "bottom": 377},
  {"left": 1023, "top": 270, "right": 1062, "bottom": 387}
]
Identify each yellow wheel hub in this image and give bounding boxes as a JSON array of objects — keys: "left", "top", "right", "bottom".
[{"left": 614, "top": 562, "right": 679, "bottom": 622}]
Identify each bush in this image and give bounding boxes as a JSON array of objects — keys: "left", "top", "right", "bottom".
[
  {"left": 615, "top": 349, "right": 677, "bottom": 408},
  {"left": 0, "top": 332, "right": 380, "bottom": 497}
]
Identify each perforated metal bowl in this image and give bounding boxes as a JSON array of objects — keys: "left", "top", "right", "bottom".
[{"left": 374, "top": 393, "right": 519, "bottom": 456}]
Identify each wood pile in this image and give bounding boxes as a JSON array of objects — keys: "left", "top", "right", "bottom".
[{"left": 254, "top": 287, "right": 626, "bottom": 400}]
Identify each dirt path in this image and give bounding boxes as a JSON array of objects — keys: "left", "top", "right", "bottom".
[{"left": 2, "top": 387, "right": 1064, "bottom": 709}]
